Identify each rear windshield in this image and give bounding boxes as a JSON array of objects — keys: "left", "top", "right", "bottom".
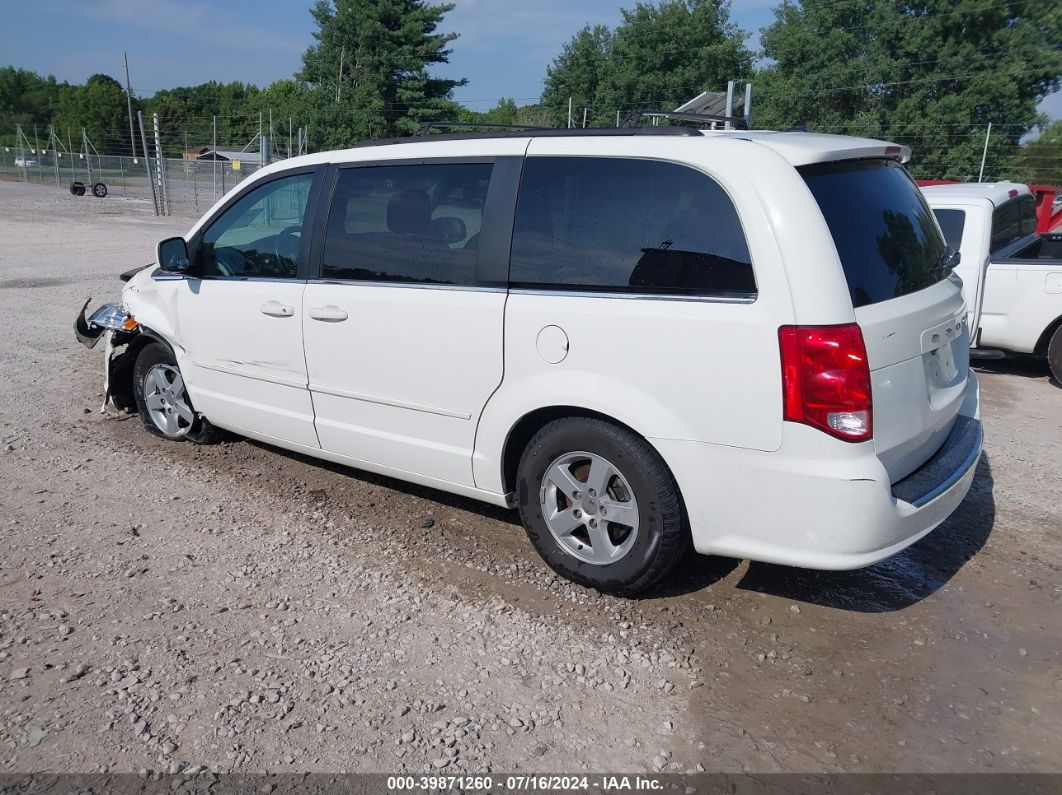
[
  {"left": 800, "top": 159, "right": 950, "bottom": 308},
  {"left": 932, "top": 209, "right": 966, "bottom": 251},
  {"left": 990, "top": 194, "right": 1037, "bottom": 254}
]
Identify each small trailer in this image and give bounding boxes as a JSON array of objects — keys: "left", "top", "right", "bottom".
[{"left": 69, "top": 181, "right": 108, "bottom": 198}]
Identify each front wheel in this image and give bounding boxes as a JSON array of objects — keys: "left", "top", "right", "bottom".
[
  {"left": 515, "top": 418, "right": 688, "bottom": 595},
  {"left": 1049, "top": 325, "right": 1062, "bottom": 386},
  {"left": 133, "top": 343, "right": 220, "bottom": 443}
]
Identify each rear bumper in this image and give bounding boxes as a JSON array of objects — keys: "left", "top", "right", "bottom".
[{"left": 652, "top": 372, "right": 982, "bottom": 570}]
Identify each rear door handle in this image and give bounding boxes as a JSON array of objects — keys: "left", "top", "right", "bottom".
[
  {"left": 308, "top": 305, "right": 348, "bottom": 322},
  {"left": 259, "top": 300, "right": 294, "bottom": 318}
]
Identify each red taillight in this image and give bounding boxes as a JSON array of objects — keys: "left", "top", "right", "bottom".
[{"left": 779, "top": 324, "right": 873, "bottom": 442}]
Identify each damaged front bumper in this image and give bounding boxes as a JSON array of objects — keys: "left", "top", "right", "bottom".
[
  {"left": 75, "top": 299, "right": 143, "bottom": 411},
  {"left": 75, "top": 299, "right": 138, "bottom": 349}
]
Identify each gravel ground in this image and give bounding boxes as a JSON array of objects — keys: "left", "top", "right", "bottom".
[{"left": 0, "top": 179, "right": 1059, "bottom": 775}]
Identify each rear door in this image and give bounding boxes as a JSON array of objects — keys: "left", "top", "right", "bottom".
[
  {"left": 302, "top": 155, "right": 522, "bottom": 487},
  {"left": 801, "top": 159, "right": 971, "bottom": 481}
]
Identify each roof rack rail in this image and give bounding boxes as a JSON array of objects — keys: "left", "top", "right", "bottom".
[
  {"left": 621, "top": 109, "right": 749, "bottom": 130},
  {"left": 354, "top": 126, "right": 704, "bottom": 147},
  {"left": 413, "top": 120, "right": 547, "bottom": 136}
]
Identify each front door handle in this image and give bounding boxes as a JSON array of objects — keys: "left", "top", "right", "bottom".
[
  {"left": 308, "top": 305, "right": 348, "bottom": 322},
  {"left": 259, "top": 300, "right": 294, "bottom": 318}
]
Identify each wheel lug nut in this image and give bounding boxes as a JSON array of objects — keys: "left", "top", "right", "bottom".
[
  {"left": 588, "top": 489, "right": 596, "bottom": 497},
  {"left": 589, "top": 519, "right": 597, "bottom": 528},
  {"left": 573, "top": 509, "right": 582, "bottom": 518},
  {"left": 599, "top": 507, "right": 607, "bottom": 516},
  {"left": 572, "top": 491, "right": 581, "bottom": 500}
]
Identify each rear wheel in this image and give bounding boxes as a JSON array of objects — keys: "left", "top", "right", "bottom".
[
  {"left": 515, "top": 418, "right": 687, "bottom": 595},
  {"left": 133, "top": 343, "right": 220, "bottom": 443},
  {"left": 92, "top": 182, "right": 107, "bottom": 198},
  {"left": 1048, "top": 325, "right": 1062, "bottom": 386}
]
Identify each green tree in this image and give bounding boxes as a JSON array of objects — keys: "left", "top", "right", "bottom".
[
  {"left": 542, "top": 2, "right": 752, "bottom": 129},
  {"left": 0, "top": 67, "right": 67, "bottom": 148},
  {"left": 52, "top": 73, "right": 135, "bottom": 154},
  {"left": 541, "top": 25, "right": 613, "bottom": 127},
  {"left": 757, "top": 0, "right": 1062, "bottom": 181},
  {"left": 146, "top": 81, "right": 264, "bottom": 154},
  {"left": 299, "top": 0, "right": 465, "bottom": 148},
  {"left": 1023, "top": 121, "right": 1062, "bottom": 186},
  {"left": 260, "top": 79, "right": 312, "bottom": 153}
]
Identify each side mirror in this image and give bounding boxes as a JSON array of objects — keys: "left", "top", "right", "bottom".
[{"left": 157, "top": 237, "right": 191, "bottom": 273}]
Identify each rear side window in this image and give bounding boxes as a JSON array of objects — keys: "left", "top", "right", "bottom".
[
  {"left": 933, "top": 208, "right": 966, "bottom": 251},
  {"left": 321, "top": 162, "right": 492, "bottom": 285},
  {"left": 800, "top": 159, "right": 950, "bottom": 309},
  {"left": 510, "top": 157, "right": 755, "bottom": 296},
  {"left": 990, "top": 194, "right": 1036, "bottom": 254}
]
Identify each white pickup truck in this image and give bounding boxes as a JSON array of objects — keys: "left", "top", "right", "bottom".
[{"left": 922, "top": 182, "right": 1062, "bottom": 383}]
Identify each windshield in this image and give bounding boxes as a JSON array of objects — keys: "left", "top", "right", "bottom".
[
  {"left": 990, "top": 194, "right": 1037, "bottom": 254},
  {"left": 800, "top": 159, "right": 950, "bottom": 308}
]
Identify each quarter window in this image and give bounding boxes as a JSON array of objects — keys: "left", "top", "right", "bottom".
[
  {"left": 321, "top": 163, "right": 492, "bottom": 285},
  {"left": 200, "top": 173, "right": 313, "bottom": 278},
  {"left": 510, "top": 157, "right": 755, "bottom": 296}
]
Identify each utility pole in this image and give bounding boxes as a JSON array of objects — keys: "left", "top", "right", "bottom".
[
  {"left": 337, "top": 48, "right": 345, "bottom": 103},
  {"left": 123, "top": 51, "right": 137, "bottom": 160},
  {"left": 289, "top": 117, "right": 292, "bottom": 159},
  {"left": 724, "top": 80, "right": 735, "bottom": 130},
  {"left": 978, "top": 122, "right": 992, "bottom": 183},
  {"left": 33, "top": 124, "right": 42, "bottom": 181},
  {"left": 49, "top": 125, "right": 59, "bottom": 187},
  {"left": 567, "top": 97, "right": 573, "bottom": 129},
  {"left": 137, "top": 111, "right": 159, "bottom": 216},
  {"left": 82, "top": 128, "right": 92, "bottom": 184},
  {"left": 582, "top": 108, "right": 587, "bottom": 128},
  {"left": 152, "top": 112, "right": 167, "bottom": 215},
  {"left": 212, "top": 114, "right": 217, "bottom": 202}
]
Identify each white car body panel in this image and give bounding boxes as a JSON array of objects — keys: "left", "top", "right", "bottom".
[
  {"left": 109, "top": 131, "right": 982, "bottom": 574},
  {"left": 304, "top": 282, "right": 505, "bottom": 487},
  {"left": 176, "top": 280, "right": 318, "bottom": 448}
]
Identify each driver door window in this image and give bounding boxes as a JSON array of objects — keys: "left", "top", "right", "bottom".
[{"left": 200, "top": 173, "right": 314, "bottom": 278}]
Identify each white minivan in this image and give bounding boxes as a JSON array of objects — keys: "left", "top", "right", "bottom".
[{"left": 77, "top": 127, "right": 982, "bottom": 594}]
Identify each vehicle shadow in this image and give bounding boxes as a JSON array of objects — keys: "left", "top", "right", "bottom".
[
  {"left": 729, "top": 453, "right": 996, "bottom": 613},
  {"left": 244, "top": 440, "right": 994, "bottom": 612},
  {"left": 974, "top": 353, "right": 1058, "bottom": 387},
  {"left": 242, "top": 439, "right": 522, "bottom": 527}
]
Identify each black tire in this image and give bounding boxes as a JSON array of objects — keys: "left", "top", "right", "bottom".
[
  {"left": 133, "top": 342, "right": 220, "bottom": 444},
  {"left": 70, "top": 182, "right": 85, "bottom": 196},
  {"left": 515, "top": 418, "right": 688, "bottom": 596},
  {"left": 92, "top": 182, "right": 107, "bottom": 198},
  {"left": 1048, "top": 325, "right": 1062, "bottom": 386}
]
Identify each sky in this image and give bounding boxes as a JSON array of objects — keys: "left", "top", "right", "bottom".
[{"left": 1, "top": 0, "right": 1058, "bottom": 120}]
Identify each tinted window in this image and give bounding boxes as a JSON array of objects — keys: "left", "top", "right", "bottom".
[
  {"left": 801, "top": 159, "right": 949, "bottom": 308},
  {"left": 201, "top": 173, "right": 313, "bottom": 278},
  {"left": 510, "top": 157, "right": 755, "bottom": 296},
  {"left": 322, "top": 163, "right": 492, "bottom": 285},
  {"left": 933, "top": 208, "right": 966, "bottom": 251},
  {"left": 991, "top": 194, "right": 1037, "bottom": 254}
]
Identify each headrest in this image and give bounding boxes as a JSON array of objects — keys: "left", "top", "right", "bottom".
[{"left": 387, "top": 190, "right": 433, "bottom": 236}]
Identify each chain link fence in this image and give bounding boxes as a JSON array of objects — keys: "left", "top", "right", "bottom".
[{"left": 0, "top": 148, "right": 266, "bottom": 216}]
